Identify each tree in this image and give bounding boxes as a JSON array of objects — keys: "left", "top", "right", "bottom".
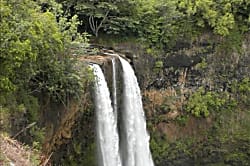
[
  {"left": 178, "top": 0, "right": 250, "bottom": 36},
  {"left": 57, "top": 0, "right": 139, "bottom": 37},
  {"left": 0, "top": 0, "right": 42, "bottom": 92},
  {"left": 0, "top": 0, "right": 90, "bottom": 103},
  {"left": 130, "top": 0, "right": 186, "bottom": 50}
]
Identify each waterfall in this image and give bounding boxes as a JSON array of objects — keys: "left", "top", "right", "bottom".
[
  {"left": 91, "top": 56, "right": 154, "bottom": 166},
  {"left": 112, "top": 58, "right": 118, "bottom": 121},
  {"left": 91, "top": 64, "right": 121, "bottom": 166},
  {"left": 119, "top": 57, "right": 154, "bottom": 166}
]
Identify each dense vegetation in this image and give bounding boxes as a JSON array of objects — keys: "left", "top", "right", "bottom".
[
  {"left": 0, "top": 0, "right": 249, "bottom": 165},
  {"left": 148, "top": 77, "right": 250, "bottom": 165},
  {"left": 57, "top": 0, "right": 249, "bottom": 49},
  {"left": 0, "top": 0, "right": 91, "bottom": 145}
]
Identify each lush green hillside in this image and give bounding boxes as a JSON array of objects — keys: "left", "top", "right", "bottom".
[{"left": 0, "top": 0, "right": 249, "bottom": 165}]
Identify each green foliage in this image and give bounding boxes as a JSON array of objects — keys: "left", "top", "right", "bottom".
[
  {"left": 0, "top": 88, "right": 44, "bottom": 144},
  {"left": 0, "top": 0, "right": 91, "bottom": 104},
  {"left": 195, "top": 58, "right": 208, "bottom": 69},
  {"left": 231, "top": 77, "right": 250, "bottom": 105},
  {"left": 150, "top": 137, "right": 169, "bottom": 164},
  {"left": 0, "top": 106, "right": 11, "bottom": 132},
  {"left": 0, "top": 0, "right": 36, "bottom": 92},
  {"left": 58, "top": 0, "right": 138, "bottom": 37},
  {"left": 135, "top": 0, "right": 188, "bottom": 50},
  {"left": 150, "top": 124, "right": 250, "bottom": 165},
  {"left": 30, "top": 126, "right": 45, "bottom": 150},
  {"left": 186, "top": 88, "right": 228, "bottom": 117},
  {"left": 56, "top": 0, "right": 190, "bottom": 50},
  {"left": 62, "top": 142, "right": 97, "bottom": 166},
  {"left": 238, "top": 78, "right": 250, "bottom": 92},
  {"left": 155, "top": 60, "right": 164, "bottom": 68},
  {"left": 54, "top": 105, "right": 97, "bottom": 166},
  {"left": 55, "top": 0, "right": 249, "bottom": 53},
  {"left": 178, "top": 0, "right": 250, "bottom": 36},
  {"left": 150, "top": 133, "right": 194, "bottom": 166},
  {"left": 16, "top": 89, "right": 39, "bottom": 122},
  {"left": 150, "top": 78, "right": 249, "bottom": 165},
  {"left": 153, "top": 60, "right": 164, "bottom": 73},
  {"left": 0, "top": 0, "right": 91, "bottom": 151},
  {"left": 0, "top": 0, "right": 53, "bottom": 92},
  {"left": 175, "top": 114, "right": 189, "bottom": 126},
  {"left": 38, "top": 0, "right": 90, "bottom": 48},
  {"left": 216, "top": 28, "right": 244, "bottom": 55}
]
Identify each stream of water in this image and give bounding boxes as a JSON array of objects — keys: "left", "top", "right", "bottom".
[
  {"left": 91, "top": 64, "right": 122, "bottom": 166},
  {"left": 92, "top": 57, "right": 154, "bottom": 166},
  {"left": 119, "top": 57, "right": 154, "bottom": 166}
]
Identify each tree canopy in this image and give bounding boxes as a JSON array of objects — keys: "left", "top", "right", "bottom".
[{"left": 0, "top": 0, "right": 90, "bottom": 108}]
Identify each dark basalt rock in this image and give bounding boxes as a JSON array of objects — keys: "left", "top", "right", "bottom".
[{"left": 163, "top": 54, "right": 202, "bottom": 67}]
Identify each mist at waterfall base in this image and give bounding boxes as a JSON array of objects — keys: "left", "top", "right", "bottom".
[{"left": 91, "top": 57, "right": 154, "bottom": 166}]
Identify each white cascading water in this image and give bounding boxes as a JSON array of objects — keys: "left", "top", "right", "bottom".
[
  {"left": 91, "top": 64, "right": 122, "bottom": 166},
  {"left": 119, "top": 57, "right": 154, "bottom": 166},
  {"left": 112, "top": 58, "right": 118, "bottom": 121}
]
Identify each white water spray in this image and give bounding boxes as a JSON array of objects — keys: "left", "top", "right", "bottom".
[
  {"left": 112, "top": 58, "right": 118, "bottom": 121},
  {"left": 119, "top": 57, "right": 154, "bottom": 166},
  {"left": 91, "top": 64, "right": 121, "bottom": 166}
]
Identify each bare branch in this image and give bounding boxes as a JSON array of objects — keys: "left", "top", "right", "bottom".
[
  {"left": 88, "top": 10, "right": 110, "bottom": 37},
  {"left": 12, "top": 122, "right": 36, "bottom": 139},
  {"left": 96, "top": 10, "right": 110, "bottom": 33},
  {"left": 89, "top": 15, "right": 96, "bottom": 35}
]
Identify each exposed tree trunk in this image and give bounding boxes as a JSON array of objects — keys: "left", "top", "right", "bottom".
[{"left": 89, "top": 10, "right": 110, "bottom": 37}]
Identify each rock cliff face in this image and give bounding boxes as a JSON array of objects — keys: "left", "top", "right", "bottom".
[
  {"left": 41, "top": 34, "right": 250, "bottom": 165},
  {"left": 111, "top": 35, "right": 250, "bottom": 166},
  {"left": 114, "top": 34, "right": 250, "bottom": 92},
  {"left": 41, "top": 53, "right": 125, "bottom": 165},
  {"left": 39, "top": 83, "right": 94, "bottom": 164},
  {"left": 109, "top": 34, "right": 250, "bottom": 141}
]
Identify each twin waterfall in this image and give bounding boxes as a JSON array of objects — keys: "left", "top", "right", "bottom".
[{"left": 92, "top": 57, "right": 154, "bottom": 166}]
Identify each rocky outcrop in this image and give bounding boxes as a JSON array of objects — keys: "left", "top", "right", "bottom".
[
  {"left": 104, "top": 33, "right": 250, "bottom": 142},
  {"left": 41, "top": 53, "right": 125, "bottom": 165},
  {"left": 39, "top": 33, "right": 250, "bottom": 165}
]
